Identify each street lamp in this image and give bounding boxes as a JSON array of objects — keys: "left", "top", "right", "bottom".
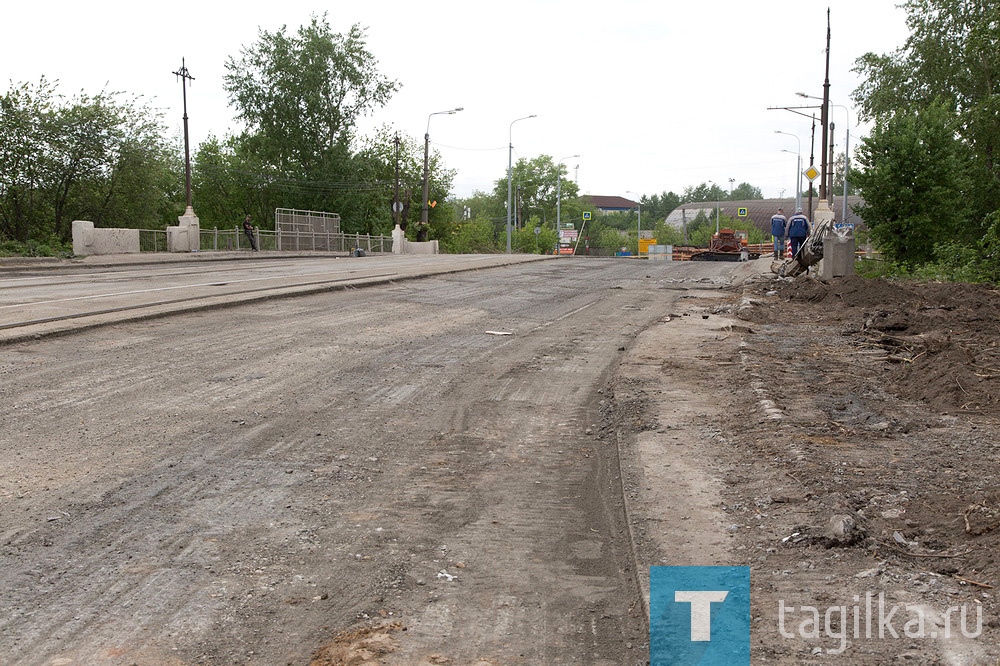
[
  {"left": 775, "top": 130, "right": 802, "bottom": 211},
  {"left": 555, "top": 154, "right": 579, "bottom": 236},
  {"left": 507, "top": 114, "right": 537, "bottom": 253},
  {"left": 626, "top": 190, "right": 642, "bottom": 256},
  {"left": 799, "top": 92, "right": 852, "bottom": 222},
  {"left": 421, "top": 107, "right": 463, "bottom": 227}
]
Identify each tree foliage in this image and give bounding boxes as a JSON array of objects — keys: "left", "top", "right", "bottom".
[
  {"left": 489, "top": 154, "right": 581, "bottom": 228},
  {"left": 853, "top": 0, "right": 1000, "bottom": 279},
  {"left": 0, "top": 78, "right": 179, "bottom": 244},
  {"left": 192, "top": 16, "right": 447, "bottom": 238},
  {"left": 224, "top": 15, "right": 399, "bottom": 171}
]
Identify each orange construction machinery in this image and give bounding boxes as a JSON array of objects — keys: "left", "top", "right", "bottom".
[{"left": 690, "top": 229, "right": 761, "bottom": 262}]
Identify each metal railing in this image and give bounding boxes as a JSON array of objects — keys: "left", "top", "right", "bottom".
[
  {"left": 139, "top": 226, "right": 393, "bottom": 254},
  {"left": 139, "top": 229, "right": 168, "bottom": 253},
  {"left": 199, "top": 228, "right": 392, "bottom": 253}
]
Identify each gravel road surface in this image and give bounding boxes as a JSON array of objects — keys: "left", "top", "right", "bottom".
[{"left": 0, "top": 257, "right": 747, "bottom": 665}]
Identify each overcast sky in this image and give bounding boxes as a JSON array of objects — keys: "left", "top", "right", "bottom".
[{"left": 5, "top": 1, "right": 912, "bottom": 202}]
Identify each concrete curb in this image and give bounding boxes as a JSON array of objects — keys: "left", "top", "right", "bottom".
[{"left": 0, "top": 250, "right": 354, "bottom": 271}]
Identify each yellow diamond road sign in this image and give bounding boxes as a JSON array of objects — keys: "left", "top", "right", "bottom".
[{"left": 804, "top": 165, "right": 820, "bottom": 181}]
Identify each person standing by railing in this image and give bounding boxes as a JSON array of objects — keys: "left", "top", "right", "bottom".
[{"left": 243, "top": 214, "right": 258, "bottom": 251}]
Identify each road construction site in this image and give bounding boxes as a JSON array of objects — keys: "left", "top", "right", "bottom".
[{"left": 1, "top": 253, "right": 998, "bottom": 664}]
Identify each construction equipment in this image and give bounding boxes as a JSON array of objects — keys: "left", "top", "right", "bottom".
[
  {"left": 773, "top": 216, "right": 834, "bottom": 277},
  {"left": 690, "top": 229, "right": 761, "bottom": 262}
]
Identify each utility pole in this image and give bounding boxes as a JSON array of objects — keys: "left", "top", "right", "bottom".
[
  {"left": 819, "top": 8, "right": 831, "bottom": 201},
  {"left": 809, "top": 114, "right": 816, "bottom": 217},
  {"left": 172, "top": 58, "right": 195, "bottom": 211},
  {"left": 421, "top": 108, "right": 463, "bottom": 226},
  {"left": 828, "top": 122, "right": 836, "bottom": 216},
  {"left": 393, "top": 134, "right": 401, "bottom": 227}
]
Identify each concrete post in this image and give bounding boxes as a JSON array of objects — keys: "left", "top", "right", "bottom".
[
  {"left": 392, "top": 224, "right": 405, "bottom": 254},
  {"left": 168, "top": 206, "right": 200, "bottom": 252},
  {"left": 820, "top": 208, "right": 856, "bottom": 279}
]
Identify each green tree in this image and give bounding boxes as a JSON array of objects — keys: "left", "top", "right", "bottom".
[
  {"left": 439, "top": 216, "right": 501, "bottom": 254},
  {"left": 832, "top": 152, "right": 859, "bottom": 196},
  {"left": 641, "top": 191, "right": 682, "bottom": 220},
  {"left": 224, "top": 15, "right": 399, "bottom": 171},
  {"left": 853, "top": 103, "right": 972, "bottom": 266},
  {"left": 0, "top": 79, "right": 178, "bottom": 244},
  {"left": 0, "top": 79, "right": 57, "bottom": 242},
  {"left": 491, "top": 154, "right": 580, "bottom": 229},
  {"left": 210, "top": 15, "right": 406, "bottom": 234},
  {"left": 729, "top": 182, "right": 763, "bottom": 200},
  {"left": 682, "top": 182, "right": 728, "bottom": 203},
  {"left": 854, "top": 0, "right": 1000, "bottom": 213}
]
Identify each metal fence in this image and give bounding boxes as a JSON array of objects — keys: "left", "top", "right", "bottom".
[
  {"left": 139, "top": 229, "right": 168, "bottom": 253},
  {"left": 197, "top": 228, "right": 392, "bottom": 253},
  {"left": 138, "top": 216, "right": 392, "bottom": 254},
  {"left": 275, "top": 208, "right": 340, "bottom": 247}
]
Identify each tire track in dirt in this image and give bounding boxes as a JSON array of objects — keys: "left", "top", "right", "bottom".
[{"left": 0, "top": 259, "right": 740, "bottom": 664}]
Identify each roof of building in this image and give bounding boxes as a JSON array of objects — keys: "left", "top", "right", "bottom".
[
  {"left": 583, "top": 195, "right": 639, "bottom": 210},
  {"left": 663, "top": 196, "right": 865, "bottom": 233}
]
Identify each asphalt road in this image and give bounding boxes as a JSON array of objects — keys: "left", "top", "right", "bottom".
[{"left": 0, "top": 256, "right": 745, "bottom": 664}]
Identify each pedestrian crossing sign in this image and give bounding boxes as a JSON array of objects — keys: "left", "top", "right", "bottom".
[
  {"left": 738, "top": 208, "right": 748, "bottom": 217},
  {"left": 582, "top": 211, "right": 592, "bottom": 221}
]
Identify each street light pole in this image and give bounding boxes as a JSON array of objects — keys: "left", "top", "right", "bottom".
[
  {"left": 832, "top": 104, "right": 852, "bottom": 223},
  {"left": 421, "top": 107, "right": 463, "bottom": 228},
  {"left": 507, "top": 115, "right": 537, "bottom": 253},
  {"left": 555, "top": 154, "right": 579, "bottom": 237},
  {"left": 798, "top": 95, "right": 852, "bottom": 222},
  {"left": 781, "top": 149, "right": 801, "bottom": 211},
  {"left": 775, "top": 130, "right": 802, "bottom": 210}
]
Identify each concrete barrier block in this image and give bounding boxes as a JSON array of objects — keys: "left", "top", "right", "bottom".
[{"left": 72, "top": 220, "right": 95, "bottom": 256}]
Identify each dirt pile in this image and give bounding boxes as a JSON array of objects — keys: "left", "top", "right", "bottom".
[{"left": 746, "top": 275, "right": 1000, "bottom": 414}]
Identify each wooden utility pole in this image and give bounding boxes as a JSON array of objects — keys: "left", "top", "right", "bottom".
[
  {"left": 819, "top": 9, "right": 831, "bottom": 201},
  {"left": 172, "top": 58, "right": 195, "bottom": 211},
  {"left": 393, "top": 134, "right": 401, "bottom": 227}
]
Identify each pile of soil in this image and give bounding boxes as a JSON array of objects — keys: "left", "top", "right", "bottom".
[
  {"left": 720, "top": 274, "right": 1000, "bottom": 660},
  {"left": 750, "top": 275, "right": 1000, "bottom": 415}
]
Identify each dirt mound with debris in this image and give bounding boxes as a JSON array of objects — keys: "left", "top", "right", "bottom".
[{"left": 744, "top": 275, "right": 1000, "bottom": 414}]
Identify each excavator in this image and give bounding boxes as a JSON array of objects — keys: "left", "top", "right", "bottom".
[{"left": 772, "top": 216, "right": 835, "bottom": 277}]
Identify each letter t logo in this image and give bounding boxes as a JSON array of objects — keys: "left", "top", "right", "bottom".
[{"left": 675, "top": 590, "right": 729, "bottom": 641}]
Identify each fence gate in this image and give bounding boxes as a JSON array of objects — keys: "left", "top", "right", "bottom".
[{"left": 274, "top": 208, "right": 342, "bottom": 251}]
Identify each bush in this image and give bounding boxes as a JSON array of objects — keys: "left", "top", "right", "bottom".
[
  {"left": 0, "top": 238, "right": 73, "bottom": 258},
  {"left": 440, "top": 219, "right": 500, "bottom": 254}
]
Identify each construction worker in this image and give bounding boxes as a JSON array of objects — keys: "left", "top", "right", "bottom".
[
  {"left": 770, "top": 208, "right": 787, "bottom": 258},
  {"left": 787, "top": 207, "right": 811, "bottom": 259}
]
